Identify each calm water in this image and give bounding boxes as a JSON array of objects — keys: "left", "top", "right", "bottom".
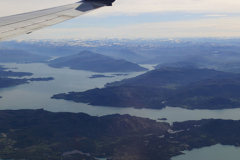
[
  {"left": 0, "top": 63, "right": 240, "bottom": 124},
  {"left": 171, "top": 144, "right": 240, "bottom": 160},
  {"left": 1, "top": 63, "right": 240, "bottom": 160}
]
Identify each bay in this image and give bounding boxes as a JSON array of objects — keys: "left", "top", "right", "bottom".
[
  {"left": 1, "top": 63, "right": 240, "bottom": 160},
  {"left": 0, "top": 63, "right": 240, "bottom": 124},
  {"left": 171, "top": 144, "right": 240, "bottom": 160}
]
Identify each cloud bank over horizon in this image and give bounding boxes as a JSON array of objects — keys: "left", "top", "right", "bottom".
[
  {"left": 1, "top": 0, "right": 240, "bottom": 16},
  {"left": 1, "top": 0, "right": 240, "bottom": 40}
]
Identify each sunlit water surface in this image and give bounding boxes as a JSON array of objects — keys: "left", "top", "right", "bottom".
[{"left": 171, "top": 144, "right": 240, "bottom": 160}]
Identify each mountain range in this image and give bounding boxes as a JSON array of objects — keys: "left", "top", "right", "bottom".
[
  {"left": 0, "top": 49, "right": 50, "bottom": 63},
  {"left": 48, "top": 50, "right": 148, "bottom": 72}
]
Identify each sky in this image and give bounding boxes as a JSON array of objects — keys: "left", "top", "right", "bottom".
[{"left": 1, "top": 0, "right": 240, "bottom": 40}]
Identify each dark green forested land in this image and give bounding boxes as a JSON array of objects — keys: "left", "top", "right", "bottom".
[
  {"left": 52, "top": 86, "right": 167, "bottom": 109},
  {"left": 52, "top": 67, "right": 240, "bottom": 110},
  {"left": 105, "top": 67, "right": 240, "bottom": 87},
  {"left": 0, "top": 109, "right": 240, "bottom": 160},
  {"left": 165, "top": 78, "right": 240, "bottom": 109}
]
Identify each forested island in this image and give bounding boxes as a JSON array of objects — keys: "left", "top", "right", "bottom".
[
  {"left": 52, "top": 67, "right": 240, "bottom": 110},
  {"left": 0, "top": 109, "right": 240, "bottom": 160},
  {"left": 28, "top": 77, "right": 54, "bottom": 81},
  {"left": 0, "top": 65, "right": 54, "bottom": 89},
  {"left": 88, "top": 74, "right": 129, "bottom": 79},
  {"left": 88, "top": 74, "right": 115, "bottom": 79},
  {"left": 0, "top": 65, "right": 32, "bottom": 89}
]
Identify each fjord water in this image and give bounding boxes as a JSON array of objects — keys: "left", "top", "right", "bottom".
[
  {"left": 171, "top": 144, "right": 240, "bottom": 160},
  {"left": 1, "top": 63, "right": 240, "bottom": 124},
  {"left": 1, "top": 63, "right": 240, "bottom": 160}
]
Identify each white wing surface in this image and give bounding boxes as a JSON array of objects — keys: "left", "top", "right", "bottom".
[{"left": 0, "top": 0, "right": 115, "bottom": 41}]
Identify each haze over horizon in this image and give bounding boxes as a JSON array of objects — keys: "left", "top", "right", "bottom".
[{"left": 1, "top": 0, "right": 240, "bottom": 39}]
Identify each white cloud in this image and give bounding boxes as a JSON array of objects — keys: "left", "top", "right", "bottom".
[
  {"left": 2, "top": 0, "right": 240, "bottom": 40},
  {"left": 14, "top": 16, "right": 240, "bottom": 39},
  {"left": 89, "top": 0, "right": 240, "bottom": 16},
  {"left": 1, "top": 0, "right": 240, "bottom": 17}
]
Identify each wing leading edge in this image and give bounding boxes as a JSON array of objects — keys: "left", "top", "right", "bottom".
[{"left": 0, "top": 0, "right": 115, "bottom": 41}]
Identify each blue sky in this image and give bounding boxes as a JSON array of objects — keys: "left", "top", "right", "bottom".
[{"left": 1, "top": 0, "right": 240, "bottom": 39}]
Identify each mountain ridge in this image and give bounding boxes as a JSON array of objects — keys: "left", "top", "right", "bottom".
[{"left": 48, "top": 50, "right": 148, "bottom": 72}]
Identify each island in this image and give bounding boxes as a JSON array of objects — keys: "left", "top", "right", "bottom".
[
  {"left": 0, "top": 70, "right": 33, "bottom": 77},
  {"left": 0, "top": 65, "right": 54, "bottom": 89},
  {"left": 111, "top": 74, "right": 129, "bottom": 76},
  {"left": 158, "top": 118, "right": 167, "bottom": 120},
  {"left": 0, "top": 66, "right": 33, "bottom": 77},
  {"left": 0, "top": 77, "right": 55, "bottom": 89},
  {"left": 47, "top": 50, "right": 148, "bottom": 72},
  {"left": 88, "top": 74, "right": 115, "bottom": 79},
  {"left": 52, "top": 67, "right": 240, "bottom": 110},
  {"left": 0, "top": 109, "right": 240, "bottom": 160},
  {"left": 28, "top": 77, "right": 55, "bottom": 81}
]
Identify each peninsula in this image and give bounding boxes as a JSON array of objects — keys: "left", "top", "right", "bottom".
[{"left": 52, "top": 68, "right": 240, "bottom": 110}]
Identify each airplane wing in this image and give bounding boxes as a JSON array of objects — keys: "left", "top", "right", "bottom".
[{"left": 0, "top": 0, "right": 115, "bottom": 41}]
